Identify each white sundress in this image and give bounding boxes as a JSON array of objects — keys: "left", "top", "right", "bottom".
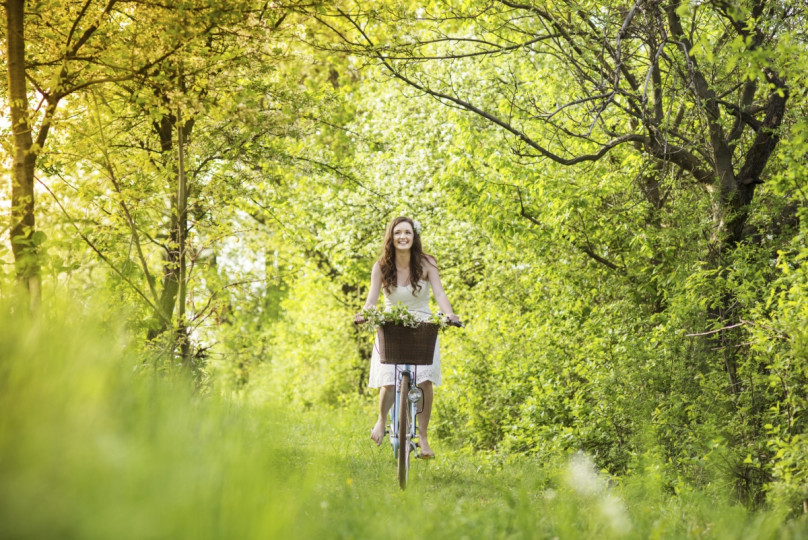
[{"left": 367, "top": 279, "right": 441, "bottom": 388}]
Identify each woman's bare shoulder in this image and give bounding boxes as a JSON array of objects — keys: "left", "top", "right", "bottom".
[{"left": 422, "top": 254, "right": 438, "bottom": 269}]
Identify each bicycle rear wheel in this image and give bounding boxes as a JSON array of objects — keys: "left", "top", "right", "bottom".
[{"left": 397, "top": 372, "right": 410, "bottom": 490}]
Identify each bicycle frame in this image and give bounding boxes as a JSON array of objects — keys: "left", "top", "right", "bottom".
[
  {"left": 375, "top": 314, "right": 461, "bottom": 490},
  {"left": 388, "top": 363, "right": 423, "bottom": 488}
]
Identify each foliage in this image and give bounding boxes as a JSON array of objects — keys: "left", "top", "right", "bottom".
[
  {"left": 244, "top": 272, "right": 366, "bottom": 407},
  {"left": 282, "top": 0, "right": 808, "bottom": 513}
]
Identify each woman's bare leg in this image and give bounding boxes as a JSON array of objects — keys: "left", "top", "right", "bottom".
[
  {"left": 416, "top": 381, "right": 434, "bottom": 457},
  {"left": 371, "top": 385, "right": 395, "bottom": 445}
]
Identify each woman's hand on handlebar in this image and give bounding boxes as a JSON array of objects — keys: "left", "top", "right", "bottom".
[
  {"left": 354, "top": 313, "right": 366, "bottom": 325},
  {"left": 446, "top": 314, "right": 464, "bottom": 328}
]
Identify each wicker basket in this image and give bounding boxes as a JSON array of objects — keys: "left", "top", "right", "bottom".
[{"left": 377, "top": 321, "right": 439, "bottom": 365}]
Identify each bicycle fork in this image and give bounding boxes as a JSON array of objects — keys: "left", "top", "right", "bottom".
[{"left": 389, "top": 365, "right": 425, "bottom": 456}]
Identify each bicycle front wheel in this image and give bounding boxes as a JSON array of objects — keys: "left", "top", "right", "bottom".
[{"left": 397, "top": 372, "right": 410, "bottom": 490}]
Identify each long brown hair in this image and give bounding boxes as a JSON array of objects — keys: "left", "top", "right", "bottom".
[{"left": 378, "top": 216, "right": 430, "bottom": 295}]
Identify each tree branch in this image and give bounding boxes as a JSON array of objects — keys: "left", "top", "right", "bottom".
[
  {"left": 89, "top": 91, "right": 161, "bottom": 303},
  {"left": 686, "top": 322, "right": 745, "bottom": 337},
  {"left": 517, "top": 187, "right": 623, "bottom": 272},
  {"left": 737, "top": 71, "right": 788, "bottom": 186},
  {"left": 37, "top": 176, "right": 171, "bottom": 324},
  {"left": 66, "top": 0, "right": 119, "bottom": 58}
]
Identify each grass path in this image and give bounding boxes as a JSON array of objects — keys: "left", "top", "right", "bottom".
[
  {"left": 279, "top": 403, "right": 554, "bottom": 539},
  {"left": 263, "top": 402, "right": 804, "bottom": 539},
  {"left": 1, "top": 310, "right": 806, "bottom": 539}
]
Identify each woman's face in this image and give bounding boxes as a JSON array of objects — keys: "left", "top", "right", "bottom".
[{"left": 392, "top": 221, "right": 414, "bottom": 252}]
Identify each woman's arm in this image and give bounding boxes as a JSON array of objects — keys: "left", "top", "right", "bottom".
[
  {"left": 355, "top": 262, "right": 383, "bottom": 323},
  {"left": 424, "top": 256, "right": 460, "bottom": 322}
]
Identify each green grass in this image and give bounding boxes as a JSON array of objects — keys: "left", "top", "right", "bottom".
[{"left": 1, "top": 304, "right": 806, "bottom": 539}]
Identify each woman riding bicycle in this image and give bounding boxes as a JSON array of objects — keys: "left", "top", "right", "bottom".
[{"left": 355, "top": 216, "right": 462, "bottom": 459}]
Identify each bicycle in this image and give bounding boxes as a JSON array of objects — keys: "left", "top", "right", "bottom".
[{"left": 376, "top": 315, "right": 463, "bottom": 490}]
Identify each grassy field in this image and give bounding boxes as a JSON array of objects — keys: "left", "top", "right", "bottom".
[{"left": 1, "top": 306, "right": 806, "bottom": 539}]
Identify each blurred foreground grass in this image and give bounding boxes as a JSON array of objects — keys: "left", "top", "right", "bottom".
[{"left": 1, "top": 303, "right": 806, "bottom": 539}]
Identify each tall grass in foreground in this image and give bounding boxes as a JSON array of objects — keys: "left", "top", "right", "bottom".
[
  {"left": 0, "top": 302, "right": 312, "bottom": 539},
  {"left": 1, "top": 301, "right": 806, "bottom": 539}
]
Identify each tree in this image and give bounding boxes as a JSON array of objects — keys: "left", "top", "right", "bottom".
[
  {"left": 314, "top": 0, "right": 799, "bottom": 250},
  {"left": 3, "top": 0, "right": 205, "bottom": 309},
  {"left": 299, "top": 0, "right": 808, "bottom": 504},
  {"left": 36, "top": 1, "right": 317, "bottom": 367},
  {"left": 2, "top": 0, "right": 307, "bottom": 365}
]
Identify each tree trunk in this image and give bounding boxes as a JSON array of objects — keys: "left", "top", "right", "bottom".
[
  {"left": 146, "top": 107, "right": 194, "bottom": 371},
  {"left": 176, "top": 107, "right": 190, "bottom": 367},
  {"left": 5, "top": 0, "right": 41, "bottom": 310},
  {"left": 147, "top": 114, "right": 181, "bottom": 340}
]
